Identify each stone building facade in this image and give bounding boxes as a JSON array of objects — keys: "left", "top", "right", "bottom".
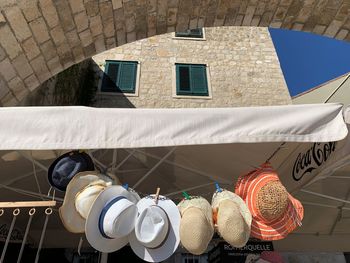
[{"left": 91, "top": 26, "right": 291, "bottom": 108}]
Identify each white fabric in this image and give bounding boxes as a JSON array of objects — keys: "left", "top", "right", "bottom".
[
  {"left": 103, "top": 198, "right": 138, "bottom": 238},
  {"left": 0, "top": 103, "right": 347, "bottom": 150},
  {"left": 135, "top": 206, "right": 169, "bottom": 248}
]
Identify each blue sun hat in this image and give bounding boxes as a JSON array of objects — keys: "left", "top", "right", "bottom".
[{"left": 48, "top": 151, "right": 95, "bottom": 191}]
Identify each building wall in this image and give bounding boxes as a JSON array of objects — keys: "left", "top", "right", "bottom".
[{"left": 92, "top": 26, "right": 291, "bottom": 108}]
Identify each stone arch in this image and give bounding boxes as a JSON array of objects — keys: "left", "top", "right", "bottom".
[{"left": 0, "top": 0, "right": 349, "bottom": 106}]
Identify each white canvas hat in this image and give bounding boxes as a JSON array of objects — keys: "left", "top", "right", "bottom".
[
  {"left": 59, "top": 171, "right": 113, "bottom": 233},
  {"left": 129, "top": 195, "right": 181, "bottom": 262},
  {"left": 85, "top": 185, "right": 140, "bottom": 253},
  {"left": 178, "top": 196, "right": 214, "bottom": 255},
  {"left": 212, "top": 190, "right": 252, "bottom": 248}
]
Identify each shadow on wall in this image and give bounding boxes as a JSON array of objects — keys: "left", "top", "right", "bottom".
[{"left": 20, "top": 59, "right": 135, "bottom": 108}]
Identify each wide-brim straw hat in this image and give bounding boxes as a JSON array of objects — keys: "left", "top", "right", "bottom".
[
  {"left": 48, "top": 151, "right": 95, "bottom": 191},
  {"left": 85, "top": 185, "right": 140, "bottom": 253},
  {"left": 235, "top": 163, "right": 304, "bottom": 241},
  {"left": 178, "top": 196, "right": 214, "bottom": 255},
  {"left": 212, "top": 190, "right": 252, "bottom": 248},
  {"left": 129, "top": 195, "right": 181, "bottom": 262},
  {"left": 59, "top": 171, "right": 113, "bottom": 233}
]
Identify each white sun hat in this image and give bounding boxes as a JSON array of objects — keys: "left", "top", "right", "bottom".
[
  {"left": 212, "top": 189, "right": 252, "bottom": 248},
  {"left": 85, "top": 185, "right": 140, "bottom": 253},
  {"left": 59, "top": 171, "right": 113, "bottom": 233},
  {"left": 129, "top": 195, "right": 181, "bottom": 262},
  {"left": 178, "top": 196, "right": 214, "bottom": 255}
]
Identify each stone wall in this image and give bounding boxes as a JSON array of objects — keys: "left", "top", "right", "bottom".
[{"left": 92, "top": 26, "right": 291, "bottom": 108}]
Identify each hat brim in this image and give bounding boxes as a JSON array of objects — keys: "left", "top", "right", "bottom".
[
  {"left": 240, "top": 171, "right": 304, "bottom": 241},
  {"left": 48, "top": 151, "right": 95, "bottom": 191},
  {"left": 85, "top": 185, "right": 140, "bottom": 253},
  {"left": 129, "top": 195, "right": 181, "bottom": 262},
  {"left": 59, "top": 171, "right": 104, "bottom": 233}
]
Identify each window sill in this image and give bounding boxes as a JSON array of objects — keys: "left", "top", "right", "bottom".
[
  {"left": 172, "top": 94, "right": 212, "bottom": 100},
  {"left": 97, "top": 91, "right": 139, "bottom": 97},
  {"left": 172, "top": 36, "right": 206, "bottom": 41}
]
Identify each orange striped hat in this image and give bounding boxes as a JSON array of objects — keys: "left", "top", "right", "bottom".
[{"left": 235, "top": 163, "right": 303, "bottom": 241}]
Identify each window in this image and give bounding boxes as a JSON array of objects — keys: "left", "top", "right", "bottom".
[
  {"left": 175, "top": 28, "right": 204, "bottom": 39},
  {"left": 101, "top": 60, "right": 138, "bottom": 94},
  {"left": 176, "top": 63, "right": 209, "bottom": 96}
]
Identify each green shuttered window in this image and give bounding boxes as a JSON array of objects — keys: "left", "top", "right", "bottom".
[
  {"left": 175, "top": 28, "right": 204, "bottom": 38},
  {"left": 176, "top": 63, "right": 209, "bottom": 96},
  {"left": 102, "top": 60, "right": 137, "bottom": 93}
]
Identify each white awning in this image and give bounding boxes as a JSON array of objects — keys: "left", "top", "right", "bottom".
[{"left": 0, "top": 103, "right": 348, "bottom": 150}]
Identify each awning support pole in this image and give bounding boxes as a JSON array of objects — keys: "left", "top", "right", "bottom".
[
  {"left": 109, "top": 149, "right": 136, "bottom": 173},
  {"left": 302, "top": 201, "right": 350, "bottom": 211},
  {"left": 131, "top": 149, "right": 231, "bottom": 185},
  {"left": 133, "top": 147, "right": 176, "bottom": 189},
  {"left": 300, "top": 189, "right": 350, "bottom": 204},
  {"left": 17, "top": 151, "right": 48, "bottom": 172},
  {"left": 165, "top": 182, "right": 216, "bottom": 197},
  {"left": 329, "top": 187, "right": 350, "bottom": 234}
]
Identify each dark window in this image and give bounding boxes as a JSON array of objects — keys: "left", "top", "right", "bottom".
[
  {"left": 176, "top": 63, "right": 208, "bottom": 96},
  {"left": 101, "top": 60, "right": 137, "bottom": 93},
  {"left": 175, "top": 28, "right": 204, "bottom": 38}
]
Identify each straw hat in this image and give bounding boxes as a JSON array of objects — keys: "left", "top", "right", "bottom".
[
  {"left": 48, "top": 151, "right": 94, "bottom": 191},
  {"left": 129, "top": 195, "right": 181, "bottom": 262},
  {"left": 59, "top": 171, "right": 113, "bottom": 233},
  {"left": 235, "top": 163, "right": 304, "bottom": 241},
  {"left": 85, "top": 185, "right": 140, "bottom": 253},
  {"left": 212, "top": 190, "right": 252, "bottom": 248},
  {"left": 178, "top": 196, "right": 214, "bottom": 255}
]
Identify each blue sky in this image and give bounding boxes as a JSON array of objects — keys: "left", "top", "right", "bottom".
[{"left": 269, "top": 28, "right": 350, "bottom": 97}]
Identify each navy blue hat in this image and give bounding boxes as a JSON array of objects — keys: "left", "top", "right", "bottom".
[{"left": 48, "top": 151, "right": 95, "bottom": 191}]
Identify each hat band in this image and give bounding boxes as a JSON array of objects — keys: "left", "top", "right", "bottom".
[
  {"left": 98, "top": 196, "right": 127, "bottom": 239},
  {"left": 145, "top": 205, "right": 170, "bottom": 250}
]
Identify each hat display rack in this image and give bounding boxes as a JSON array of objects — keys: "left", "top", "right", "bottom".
[
  {"left": 0, "top": 143, "right": 302, "bottom": 262},
  {"left": 0, "top": 198, "right": 56, "bottom": 263}
]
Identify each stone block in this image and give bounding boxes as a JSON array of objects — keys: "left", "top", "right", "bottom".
[
  {"left": 324, "top": 20, "right": 343, "bottom": 37},
  {"left": 30, "top": 55, "right": 51, "bottom": 82},
  {"left": 4, "top": 6, "right": 32, "bottom": 41},
  {"left": 47, "top": 56, "right": 63, "bottom": 76},
  {"left": 51, "top": 26, "right": 66, "bottom": 46},
  {"left": 66, "top": 30, "right": 81, "bottom": 47},
  {"left": 125, "top": 15, "right": 136, "bottom": 32},
  {"left": 24, "top": 74, "right": 40, "bottom": 91},
  {"left": 74, "top": 11, "right": 89, "bottom": 32},
  {"left": 0, "top": 25, "right": 22, "bottom": 59},
  {"left": 40, "top": 40, "right": 57, "bottom": 60},
  {"left": 85, "top": 1, "right": 99, "bottom": 17},
  {"left": 18, "top": 0, "right": 41, "bottom": 22},
  {"left": 54, "top": 0, "right": 75, "bottom": 32},
  {"left": 0, "top": 46, "right": 6, "bottom": 61},
  {"left": 335, "top": 29, "right": 349, "bottom": 40},
  {"left": 12, "top": 54, "right": 34, "bottom": 79},
  {"left": 83, "top": 43, "right": 96, "bottom": 57},
  {"left": 90, "top": 15, "right": 103, "bottom": 37},
  {"left": 112, "top": 0, "right": 123, "bottom": 9},
  {"left": 103, "top": 17, "right": 115, "bottom": 37},
  {"left": 0, "top": 76, "right": 10, "bottom": 98},
  {"left": 79, "top": 29, "right": 93, "bottom": 47},
  {"left": 22, "top": 37, "right": 41, "bottom": 60},
  {"left": 94, "top": 35, "right": 106, "bottom": 53},
  {"left": 105, "top": 37, "right": 116, "bottom": 49},
  {"left": 0, "top": 58, "right": 17, "bottom": 81},
  {"left": 39, "top": 0, "right": 60, "bottom": 28},
  {"left": 72, "top": 46, "right": 85, "bottom": 62},
  {"left": 1, "top": 92, "right": 18, "bottom": 106},
  {"left": 68, "top": 0, "right": 85, "bottom": 14},
  {"left": 8, "top": 77, "right": 28, "bottom": 101},
  {"left": 99, "top": 2, "right": 114, "bottom": 19},
  {"left": 117, "top": 29, "right": 126, "bottom": 45},
  {"left": 30, "top": 17, "right": 50, "bottom": 44}
]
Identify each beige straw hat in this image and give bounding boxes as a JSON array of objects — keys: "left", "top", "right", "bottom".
[
  {"left": 212, "top": 190, "right": 252, "bottom": 248},
  {"left": 59, "top": 171, "right": 115, "bottom": 233},
  {"left": 178, "top": 196, "right": 214, "bottom": 255}
]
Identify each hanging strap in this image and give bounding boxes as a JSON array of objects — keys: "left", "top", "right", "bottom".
[
  {"left": 1, "top": 208, "right": 20, "bottom": 263},
  {"left": 16, "top": 208, "right": 35, "bottom": 263},
  {"left": 34, "top": 208, "right": 52, "bottom": 263}
]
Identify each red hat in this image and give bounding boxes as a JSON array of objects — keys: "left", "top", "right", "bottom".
[{"left": 235, "top": 163, "right": 303, "bottom": 241}]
